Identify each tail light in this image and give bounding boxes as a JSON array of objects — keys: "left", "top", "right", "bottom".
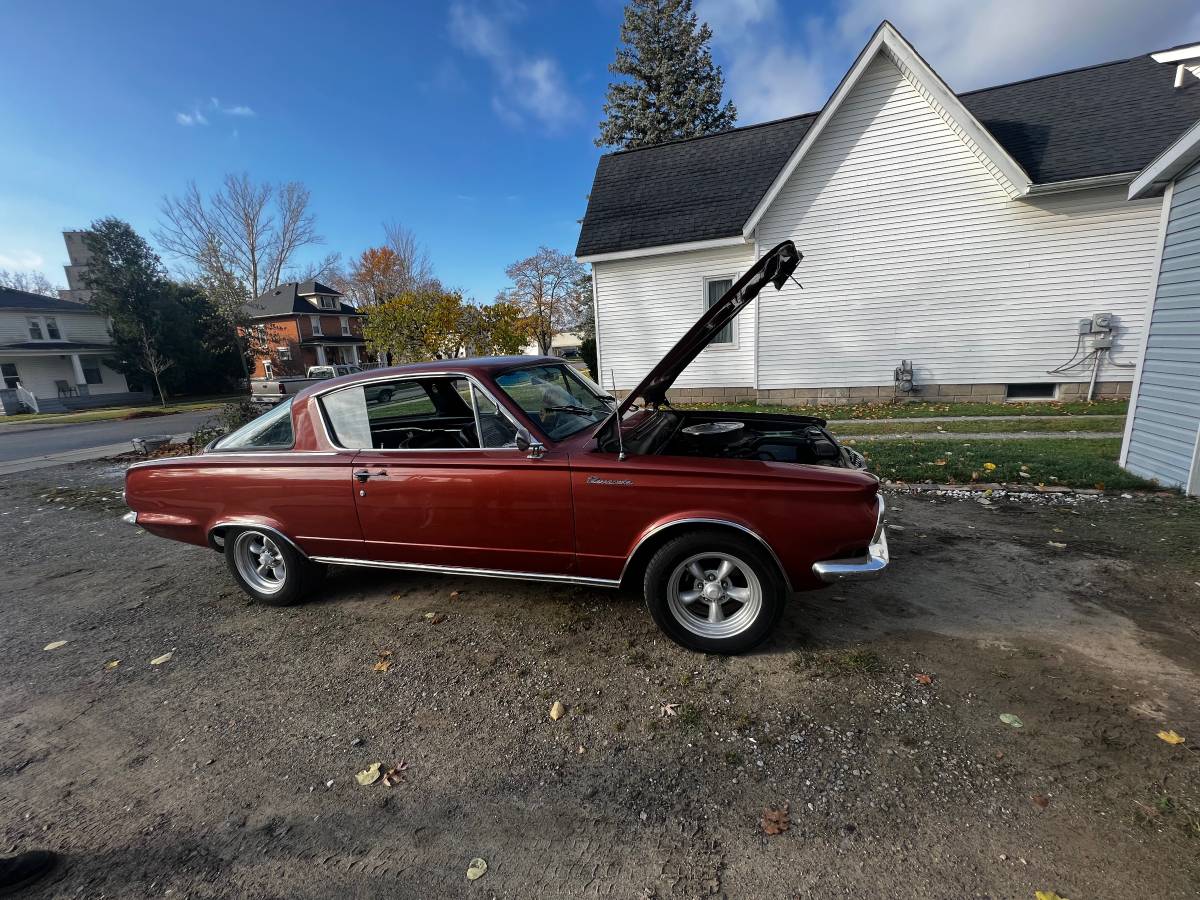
[{"left": 279, "top": 383, "right": 286, "bottom": 394}]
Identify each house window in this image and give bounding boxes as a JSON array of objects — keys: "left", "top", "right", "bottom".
[
  {"left": 45, "top": 317, "right": 61, "bottom": 340},
  {"left": 1006, "top": 383, "right": 1058, "bottom": 400},
  {"left": 703, "top": 276, "right": 736, "bottom": 345},
  {"left": 276, "top": 345, "right": 292, "bottom": 361},
  {"left": 1, "top": 363, "right": 19, "bottom": 390},
  {"left": 319, "top": 296, "right": 337, "bottom": 310},
  {"left": 340, "top": 316, "right": 350, "bottom": 336},
  {"left": 27, "top": 318, "right": 44, "bottom": 340},
  {"left": 310, "top": 315, "right": 323, "bottom": 336},
  {"left": 82, "top": 361, "right": 103, "bottom": 384}
]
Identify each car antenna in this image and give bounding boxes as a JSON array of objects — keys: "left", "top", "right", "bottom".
[{"left": 789, "top": 274, "right": 804, "bottom": 291}]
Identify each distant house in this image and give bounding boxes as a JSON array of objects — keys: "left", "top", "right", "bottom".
[
  {"left": 242, "top": 281, "right": 367, "bottom": 378},
  {"left": 0, "top": 288, "right": 147, "bottom": 415},
  {"left": 1120, "top": 117, "right": 1200, "bottom": 494},
  {"left": 577, "top": 23, "right": 1200, "bottom": 405}
]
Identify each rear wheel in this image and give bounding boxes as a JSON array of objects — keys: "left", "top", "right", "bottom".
[
  {"left": 224, "top": 528, "right": 323, "bottom": 607},
  {"left": 643, "top": 530, "right": 787, "bottom": 654}
]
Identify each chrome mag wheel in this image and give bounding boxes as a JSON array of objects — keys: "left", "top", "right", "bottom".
[
  {"left": 666, "top": 552, "right": 763, "bottom": 639},
  {"left": 233, "top": 530, "right": 287, "bottom": 595}
]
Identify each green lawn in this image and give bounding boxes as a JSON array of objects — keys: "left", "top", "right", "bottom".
[
  {"left": 0, "top": 396, "right": 235, "bottom": 427},
  {"left": 829, "top": 415, "right": 1126, "bottom": 436},
  {"left": 688, "top": 398, "right": 1129, "bottom": 420},
  {"left": 848, "top": 436, "right": 1157, "bottom": 490}
]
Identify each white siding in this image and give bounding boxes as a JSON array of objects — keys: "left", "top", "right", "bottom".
[
  {"left": 593, "top": 243, "right": 756, "bottom": 391},
  {"left": 1124, "top": 162, "right": 1200, "bottom": 492},
  {"left": 0, "top": 310, "right": 112, "bottom": 344},
  {"left": 754, "top": 53, "right": 1164, "bottom": 389}
]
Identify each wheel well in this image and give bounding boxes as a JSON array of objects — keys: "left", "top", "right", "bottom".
[
  {"left": 619, "top": 521, "right": 788, "bottom": 591},
  {"left": 207, "top": 523, "right": 307, "bottom": 559}
]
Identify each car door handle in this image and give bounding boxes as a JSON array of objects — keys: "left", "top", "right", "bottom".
[{"left": 354, "top": 469, "right": 388, "bottom": 483}]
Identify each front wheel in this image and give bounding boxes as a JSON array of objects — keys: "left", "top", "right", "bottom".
[
  {"left": 643, "top": 530, "right": 787, "bottom": 654},
  {"left": 225, "top": 528, "right": 324, "bottom": 607}
]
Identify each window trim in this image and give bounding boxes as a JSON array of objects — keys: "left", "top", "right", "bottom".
[
  {"left": 310, "top": 314, "right": 323, "bottom": 336},
  {"left": 340, "top": 316, "right": 351, "bottom": 336},
  {"left": 701, "top": 274, "right": 739, "bottom": 350},
  {"left": 315, "top": 372, "right": 525, "bottom": 453}
]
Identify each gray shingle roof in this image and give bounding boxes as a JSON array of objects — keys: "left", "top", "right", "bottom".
[
  {"left": 0, "top": 288, "right": 92, "bottom": 312},
  {"left": 245, "top": 282, "right": 359, "bottom": 318},
  {"left": 577, "top": 50, "right": 1200, "bottom": 258}
]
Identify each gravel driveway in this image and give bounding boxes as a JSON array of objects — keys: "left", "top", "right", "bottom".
[{"left": 1, "top": 461, "right": 1198, "bottom": 898}]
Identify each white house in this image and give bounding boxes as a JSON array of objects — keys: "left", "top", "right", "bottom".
[
  {"left": 0, "top": 288, "right": 146, "bottom": 415},
  {"left": 577, "top": 23, "right": 1200, "bottom": 406},
  {"left": 1120, "top": 111, "right": 1200, "bottom": 494}
]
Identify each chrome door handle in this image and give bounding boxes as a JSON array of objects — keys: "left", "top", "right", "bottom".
[{"left": 354, "top": 469, "right": 388, "bottom": 483}]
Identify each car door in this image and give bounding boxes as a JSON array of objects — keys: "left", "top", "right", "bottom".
[{"left": 318, "top": 374, "right": 576, "bottom": 574}]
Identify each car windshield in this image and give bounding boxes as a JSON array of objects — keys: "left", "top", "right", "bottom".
[{"left": 494, "top": 364, "right": 613, "bottom": 441}]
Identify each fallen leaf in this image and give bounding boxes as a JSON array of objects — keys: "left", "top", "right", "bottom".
[
  {"left": 150, "top": 652, "right": 173, "bottom": 665},
  {"left": 377, "top": 649, "right": 393, "bottom": 659},
  {"left": 549, "top": 700, "right": 566, "bottom": 721},
  {"left": 1157, "top": 730, "right": 1186, "bottom": 745},
  {"left": 761, "top": 803, "right": 790, "bottom": 835},
  {"left": 660, "top": 702, "right": 680, "bottom": 717},
  {"left": 466, "top": 857, "right": 488, "bottom": 881},
  {"left": 104, "top": 660, "right": 120, "bottom": 670},
  {"left": 1031, "top": 794, "right": 1050, "bottom": 809},
  {"left": 999, "top": 713, "right": 1024, "bottom": 728},
  {"left": 1035, "top": 892, "right": 1071, "bottom": 900},
  {"left": 1047, "top": 541, "right": 1067, "bottom": 550},
  {"left": 933, "top": 458, "right": 947, "bottom": 466},
  {"left": 372, "top": 660, "right": 392, "bottom": 673},
  {"left": 355, "top": 762, "right": 382, "bottom": 786},
  {"left": 382, "top": 760, "right": 409, "bottom": 787},
  {"left": 449, "top": 591, "right": 460, "bottom": 600},
  {"left": 43, "top": 640, "right": 68, "bottom": 651},
  {"left": 914, "top": 673, "right": 933, "bottom": 685},
  {"left": 424, "top": 612, "right": 446, "bottom": 625},
  {"left": 983, "top": 462, "right": 997, "bottom": 472}
]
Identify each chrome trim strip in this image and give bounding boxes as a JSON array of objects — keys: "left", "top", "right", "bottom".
[
  {"left": 206, "top": 521, "right": 310, "bottom": 558},
  {"left": 812, "top": 496, "right": 890, "bottom": 583},
  {"left": 122, "top": 511, "right": 138, "bottom": 525},
  {"left": 619, "top": 517, "right": 793, "bottom": 591},
  {"left": 307, "top": 556, "right": 620, "bottom": 588}
]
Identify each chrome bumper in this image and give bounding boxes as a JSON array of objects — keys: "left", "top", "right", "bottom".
[
  {"left": 812, "top": 496, "right": 889, "bottom": 583},
  {"left": 122, "top": 511, "right": 138, "bottom": 525}
]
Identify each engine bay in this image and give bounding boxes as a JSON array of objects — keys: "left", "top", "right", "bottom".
[{"left": 619, "top": 410, "right": 865, "bottom": 469}]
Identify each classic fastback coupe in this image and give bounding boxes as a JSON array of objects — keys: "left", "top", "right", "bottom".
[{"left": 124, "top": 241, "right": 888, "bottom": 654}]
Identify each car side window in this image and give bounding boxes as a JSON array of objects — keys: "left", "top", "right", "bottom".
[
  {"left": 213, "top": 398, "right": 295, "bottom": 450},
  {"left": 321, "top": 377, "right": 483, "bottom": 451},
  {"left": 471, "top": 386, "right": 519, "bottom": 448}
]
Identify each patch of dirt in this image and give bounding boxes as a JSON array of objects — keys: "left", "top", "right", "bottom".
[{"left": 1, "top": 462, "right": 1198, "bottom": 898}]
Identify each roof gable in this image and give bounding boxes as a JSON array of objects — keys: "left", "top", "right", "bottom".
[
  {"left": 742, "top": 22, "right": 1031, "bottom": 238},
  {"left": 576, "top": 26, "right": 1200, "bottom": 260}
]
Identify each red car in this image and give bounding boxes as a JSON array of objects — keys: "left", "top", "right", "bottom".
[{"left": 124, "top": 241, "right": 888, "bottom": 654}]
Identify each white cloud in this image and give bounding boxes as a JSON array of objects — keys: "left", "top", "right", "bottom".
[
  {"left": 175, "top": 109, "right": 209, "bottom": 126},
  {"left": 0, "top": 250, "right": 45, "bottom": 269},
  {"left": 210, "top": 97, "right": 256, "bottom": 117},
  {"left": 448, "top": 2, "right": 579, "bottom": 132},
  {"left": 698, "top": 0, "right": 1200, "bottom": 124}
]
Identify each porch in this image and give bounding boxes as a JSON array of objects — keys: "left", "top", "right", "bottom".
[{"left": 0, "top": 346, "right": 149, "bottom": 415}]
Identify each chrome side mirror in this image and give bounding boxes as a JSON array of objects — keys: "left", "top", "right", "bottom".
[{"left": 514, "top": 427, "right": 546, "bottom": 459}]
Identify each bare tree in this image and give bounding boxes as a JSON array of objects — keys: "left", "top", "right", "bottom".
[
  {"left": 155, "top": 173, "right": 323, "bottom": 299},
  {"left": 136, "top": 322, "right": 175, "bottom": 407},
  {"left": 0, "top": 269, "right": 59, "bottom": 297},
  {"left": 498, "top": 247, "right": 588, "bottom": 355},
  {"left": 383, "top": 221, "right": 436, "bottom": 291}
]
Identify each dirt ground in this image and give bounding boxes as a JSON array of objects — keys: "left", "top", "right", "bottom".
[{"left": 2, "top": 461, "right": 1199, "bottom": 899}]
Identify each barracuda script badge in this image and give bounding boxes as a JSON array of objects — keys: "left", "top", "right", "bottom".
[{"left": 587, "top": 475, "right": 633, "bottom": 487}]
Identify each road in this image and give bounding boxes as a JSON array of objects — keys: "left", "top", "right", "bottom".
[{"left": 0, "top": 409, "right": 215, "bottom": 469}]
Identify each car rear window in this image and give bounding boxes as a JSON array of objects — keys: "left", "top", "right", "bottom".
[{"left": 212, "top": 398, "right": 295, "bottom": 450}]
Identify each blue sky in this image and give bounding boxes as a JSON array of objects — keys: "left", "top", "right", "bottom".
[{"left": 1, "top": 0, "right": 1195, "bottom": 303}]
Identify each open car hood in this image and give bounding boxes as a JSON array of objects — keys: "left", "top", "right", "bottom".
[{"left": 617, "top": 240, "right": 802, "bottom": 414}]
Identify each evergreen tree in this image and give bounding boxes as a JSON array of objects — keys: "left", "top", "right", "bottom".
[{"left": 596, "top": 0, "right": 737, "bottom": 149}]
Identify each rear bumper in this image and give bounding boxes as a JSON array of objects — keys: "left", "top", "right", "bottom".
[{"left": 812, "top": 496, "right": 889, "bottom": 583}]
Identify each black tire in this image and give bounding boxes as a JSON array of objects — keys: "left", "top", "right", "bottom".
[
  {"left": 223, "top": 527, "right": 324, "bottom": 607},
  {"left": 643, "top": 529, "right": 787, "bottom": 654},
  {"left": 377, "top": 389, "right": 394, "bottom": 403}
]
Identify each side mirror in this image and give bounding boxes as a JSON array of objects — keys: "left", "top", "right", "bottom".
[{"left": 514, "top": 426, "right": 546, "bottom": 459}]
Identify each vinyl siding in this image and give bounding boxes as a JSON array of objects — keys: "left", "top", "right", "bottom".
[
  {"left": 0, "top": 310, "right": 113, "bottom": 344},
  {"left": 753, "top": 53, "right": 1163, "bottom": 389},
  {"left": 593, "top": 243, "right": 756, "bottom": 391},
  {"left": 1124, "top": 161, "right": 1200, "bottom": 492}
]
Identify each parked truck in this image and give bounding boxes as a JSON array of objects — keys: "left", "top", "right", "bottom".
[{"left": 250, "top": 365, "right": 361, "bottom": 404}]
